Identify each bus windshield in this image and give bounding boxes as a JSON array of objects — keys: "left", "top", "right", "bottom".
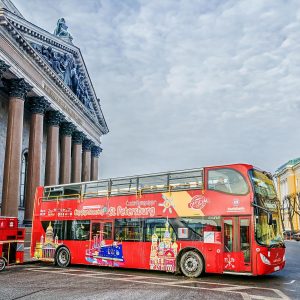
[{"left": 250, "top": 170, "right": 284, "bottom": 247}]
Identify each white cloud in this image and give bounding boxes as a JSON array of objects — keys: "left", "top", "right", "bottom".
[{"left": 13, "top": 0, "right": 300, "bottom": 177}]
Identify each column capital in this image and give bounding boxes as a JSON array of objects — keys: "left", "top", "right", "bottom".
[
  {"left": 82, "top": 139, "right": 93, "bottom": 151},
  {"left": 2, "top": 78, "right": 32, "bottom": 100},
  {"left": 26, "top": 96, "right": 50, "bottom": 115},
  {"left": 46, "top": 110, "right": 64, "bottom": 127},
  {"left": 91, "top": 145, "right": 102, "bottom": 157},
  {"left": 0, "top": 60, "right": 10, "bottom": 79},
  {"left": 72, "top": 131, "right": 85, "bottom": 144},
  {"left": 60, "top": 121, "right": 76, "bottom": 136}
]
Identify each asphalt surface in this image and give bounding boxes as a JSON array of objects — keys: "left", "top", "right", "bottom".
[{"left": 0, "top": 241, "right": 299, "bottom": 300}]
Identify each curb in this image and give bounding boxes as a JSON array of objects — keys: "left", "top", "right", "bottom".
[{"left": 22, "top": 260, "right": 41, "bottom": 265}]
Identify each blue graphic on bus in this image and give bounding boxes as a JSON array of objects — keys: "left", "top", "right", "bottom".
[{"left": 86, "top": 241, "right": 124, "bottom": 267}]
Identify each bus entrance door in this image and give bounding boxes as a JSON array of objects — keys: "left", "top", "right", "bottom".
[
  {"left": 89, "top": 220, "right": 114, "bottom": 267},
  {"left": 222, "top": 216, "right": 251, "bottom": 273}
]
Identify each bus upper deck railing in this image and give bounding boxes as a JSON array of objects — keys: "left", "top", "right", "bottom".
[
  {"left": 41, "top": 182, "right": 203, "bottom": 202},
  {"left": 41, "top": 168, "right": 204, "bottom": 202}
]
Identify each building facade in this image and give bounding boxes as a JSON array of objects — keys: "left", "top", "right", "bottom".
[
  {"left": 0, "top": 1, "right": 109, "bottom": 225},
  {"left": 274, "top": 158, "right": 300, "bottom": 232}
]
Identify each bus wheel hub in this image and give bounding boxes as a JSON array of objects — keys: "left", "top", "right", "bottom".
[
  {"left": 185, "top": 257, "right": 198, "bottom": 272},
  {"left": 59, "top": 252, "right": 67, "bottom": 263}
]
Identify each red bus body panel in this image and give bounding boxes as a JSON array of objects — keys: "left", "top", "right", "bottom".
[
  {"left": 0, "top": 217, "right": 25, "bottom": 265},
  {"left": 31, "top": 164, "right": 285, "bottom": 275}
]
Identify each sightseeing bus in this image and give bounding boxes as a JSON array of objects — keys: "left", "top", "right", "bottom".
[{"left": 31, "top": 163, "right": 285, "bottom": 277}]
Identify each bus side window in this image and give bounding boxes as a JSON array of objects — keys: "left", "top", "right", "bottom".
[
  {"left": 91, "top": 223, "right": 101, "bottom": 240},
  {"left": 144, "top": 219, "right": 176, "bottom": 242},
  {"left": 76, "top": 224, "right": 87, "bottom": 240},
  {"left": 114, "top": 219, "right": 143, "bottom": 241},
  {"left": 65, "top": 220, "right": 90, "bottom": 241},
  {"left": 103, "top": 222, "right": 112, "bottom": 240},
  {"left": 114, "top": 225, "right": 124, "bottom": 241}
]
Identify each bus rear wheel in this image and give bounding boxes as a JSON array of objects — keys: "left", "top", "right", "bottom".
[
  {"left": 55, "top": 247, "right": 70, "bottom": 268},
  {"left": 0, "top": 258, "right": 6, "bottom": 271},
  {"left": 180, "top": 251, "right": 204, "bottom": 277}
]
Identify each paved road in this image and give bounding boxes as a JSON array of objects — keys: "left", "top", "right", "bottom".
[{"left": 0, "top": 241, "right": 299, "bottom": 300}]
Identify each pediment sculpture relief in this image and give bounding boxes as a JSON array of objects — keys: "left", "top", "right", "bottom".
[{"left": 31, "top": 43, "right": 95, "bottom": 115}]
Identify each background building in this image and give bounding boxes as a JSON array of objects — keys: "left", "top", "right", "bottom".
[
  {"left": 274, "top": 158, "right": 300, "bottom": 232},
  {"left": 0, "top": 1, "right": 109, "bottom": 225}
]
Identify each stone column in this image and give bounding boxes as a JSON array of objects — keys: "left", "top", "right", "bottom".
[
  {"left": 60, "top": 122, "right": 76, "bottom": 184},
  {"left": 91, "top": 146, "right": 102, "bottom": 181},
  {"left": 1, "top": 78, "right": 32, "bottom": 217},
  {"left": 71, "top": 131, "right": 85, "bottom": 183},
  {"left": 23, "top": 96, "right": 49, "bottom": 225},
  {"left": 45, "top": 111, "right": 62, "bottom": 186},
  {"left": 82, "top": 139, "right": 93, "bottom": 182}
]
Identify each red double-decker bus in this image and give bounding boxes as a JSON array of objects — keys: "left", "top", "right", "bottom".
[{"left": 31, "top": 164, "right": 285, "bottom": 277}]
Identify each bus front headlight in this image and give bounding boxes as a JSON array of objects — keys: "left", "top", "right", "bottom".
[{"left": 260, "top": 253, "right": 271, "bottom": 265}]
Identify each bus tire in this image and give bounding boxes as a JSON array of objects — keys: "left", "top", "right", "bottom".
[
  {"left": 180, "top": 250, "right": 204, "bottom": 278},
  {"left": 55, "top": 247, "right": 70, "bottom": 268},
  {"left": 0, "top": 257, "right": 6, "bottom": 271}
]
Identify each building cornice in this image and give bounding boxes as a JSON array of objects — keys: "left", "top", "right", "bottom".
[
  {"left": 274, "top": 166, "right": 294, "bottom": 178},
  {"left": 292, "top": 162, "right": 300, "bottom": 172}
]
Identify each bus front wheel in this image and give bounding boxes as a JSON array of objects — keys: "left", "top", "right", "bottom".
[
  {"left": 0, "top": 257, "right": 6, "bottom": 271},
  {"left": 180, "top": 251, "right": 204, "bottom": 277},
  {"left": 55, "top": 247, "right": 70, "bottom": 268}
]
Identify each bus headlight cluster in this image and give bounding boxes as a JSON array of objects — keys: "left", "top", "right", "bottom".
[{"left": 260, "top": 253, "right": 271, "bottom": 265}]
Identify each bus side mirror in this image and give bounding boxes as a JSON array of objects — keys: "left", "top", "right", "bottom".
[{"left": 267, "top": 213, "right": 273, "bottom": 225}]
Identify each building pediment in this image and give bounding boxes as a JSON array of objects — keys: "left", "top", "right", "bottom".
[
  {"left": 0, "top": 7, "right": 109, "bottom": 135},
  {"left": 30, "top": 42, "right": 97, "bottom": 115}
]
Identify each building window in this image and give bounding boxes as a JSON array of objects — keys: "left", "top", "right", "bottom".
[{"left": 19, "top": 150, "right": 28, "bottom": 208}]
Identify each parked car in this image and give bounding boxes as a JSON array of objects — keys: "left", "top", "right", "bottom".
[{"left": 293, "top": 232, "right": 300, "bottom": 241}]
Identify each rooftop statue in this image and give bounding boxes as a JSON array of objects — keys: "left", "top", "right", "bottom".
[{"left": 54, "top": 18, "right": 73, "bottom": 43}]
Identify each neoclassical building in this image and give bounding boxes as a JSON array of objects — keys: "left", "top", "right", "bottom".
[
  {"left": 0, "top": 1, "right": 109, "bottom": 225},
  {"left": 274, "top": 158, "right": 300, "bottom": 232}
]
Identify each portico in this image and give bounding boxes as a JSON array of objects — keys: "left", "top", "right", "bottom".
[{"left": 0, "top": 1, "right": 109, "bottom": 225}]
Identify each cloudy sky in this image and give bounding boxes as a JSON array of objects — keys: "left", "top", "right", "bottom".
[{"left": 13, "top": 0, "right": 300, "bottom": 178}]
